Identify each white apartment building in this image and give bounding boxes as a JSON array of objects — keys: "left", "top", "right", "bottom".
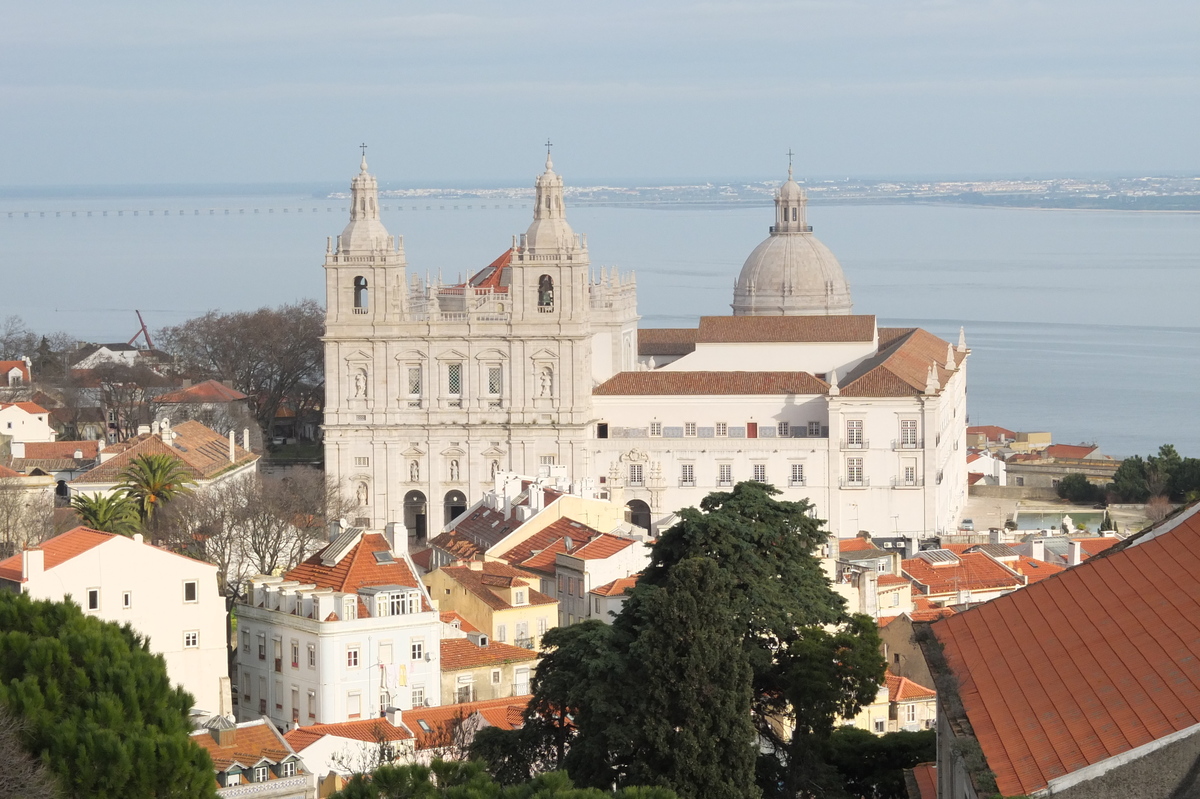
[
  {"left": 322, "top": 152, "right": 968, "bottom": 539},
  {"left": 0, "top": 401, "right": 56, "bottom": 443},
  {"left": 0, "top": 526, "right": 228, "bottom": 714},
  {"left": 236, "top": 527, "right": 443, "bottom": 729}
]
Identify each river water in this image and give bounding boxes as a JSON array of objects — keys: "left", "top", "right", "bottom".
[{"left": 2, "top": 191, "right": 1196, "bottom": 457}]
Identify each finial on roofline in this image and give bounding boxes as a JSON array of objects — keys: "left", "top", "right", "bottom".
[
  {"left": 544, "top": 138, "right": 553, "bottom": 172},
  {"left": 359, "top": 142, "right": 368, "bottom": 173}
]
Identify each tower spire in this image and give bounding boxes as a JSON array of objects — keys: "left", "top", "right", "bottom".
[
  {"left": 544, "top": 138, "right": 554, "bottom": 172},
  {"left": 359, "top": 142, "right": 368, "bottom": 173}
]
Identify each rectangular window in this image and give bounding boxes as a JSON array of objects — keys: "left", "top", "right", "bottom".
[
  {"left": 514, "top": 589, "right": 526, "bottom": 605},
  {"left": 790, "top": 463, "right": 805, "bottom": 486},
  {"left": 122, "top": 591, "right": 132, "bottom": 609},
  {"left": 258, "top": 634, "right": 266, "bottom": 660},
  {"left": 411, "top": 640, "right": 425, "bottom": 661},
  {"left": 684, "top": 422, "right": 697, "bottom": 437},
  {"left": 847, "top": 458, "right": 864, "bottom": 485},
  {"left": 408, "top": 366, "right": 422, "bottom": 396},
  {"left": 87, "top": 588, "right": 99, "bottom": 611},
  {"left": 753, "top": 464, "right": 766, "bottom": 482},
  {"left": 491, "top": 668, "right": 502, "bottom": 685},
  {"left": 680, "top": 463, "right": 695, "bottom": 486},
  {"left": 900, "top": 419, "right": 918, "bottom": 448},
  {"left": 537, "top": 617, "right": 548, "bottom": 636},
  {"left": 496, "top": 624, "right": 507, "bottom": 643},
  {"left": 307, "top": 644, "right": 316, "bottom": 668},
  {"left": 291, "top": 687, "right": 299, "bottom": 723},
  {"left": 354, "top": 456, "right": 369, "bottom": 467},
  {"left": 254, "top": 765, "right": 269, "bottom": 783},
  {"left": 412, "top": 685, "right": 425, "bottom": 707},
  {"left": 539, "top": 455, "right": 556, "bottom": 466},
  {"left": 718, "top": 463, "right": 732, "bottom": 486},
  {"left": 846, "top": 419, "right": 863, "bottom": 447},
  {"left": 347, "top": 647, "right": 360, "bottom": 668},
  {"left": 904, "top": 464, "right": 917, "bottom": 485},
  {"left": 628, "top": 463, "right": 644, "bottom": 486},
  {"left": 343, "top": 598, "right": 357, "bottom": 620},
  {"left": 777, "top": 422, "right": 790, "bottom": 438},
  {"left": 746, "top": 422, "right": 758, "bottom": 439},
  {"left": 516, "top": 621, "right": 529, "bottom": 646},
  {"left": 184, "top": 631, "right": 199, "bottom": 648},
  {"left": 715, "top": 422, "right": 728, "bottom": 437},
  {"left": 649, "top": 422, "right": 662, "bottom": 437},
  {"left": 307, "top": 690, "right": 316, "bottom": 718},
  {"left": 347, "top": 692, "right": 362, "bottom": 719},
  {"left": 242, "top": 630, "right": 250, "bottom": 653},
  {"left": 280, "top": 761, "right": 296, "bottom": 778},
  {"left": 488, "top": 366, "right": 502, "bottom": 395},
  {"left": 184, "top": 580, "right": 198, "bottom": 603},
  {"left": 808, "top": 421, "right": 822, "bottom": 437},
  {"left": 447, "top": 363, "right": 462, "bottom": 395},
  {"left": 291, "top": 642, "right": 299, "bottom": 668},
  {"left": 906, "top": 704, "right": 917, "bottom": 723},
  {"left": 874, "top": 719, "right": 886, "bottom": 733}
]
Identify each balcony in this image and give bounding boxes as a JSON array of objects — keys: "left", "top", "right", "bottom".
[
  {"left": 789, "top": 478, "right": 806, "bottom": 487},
  {"left": 514, "top": 636, "right": 535, "bottom": 650},
  {"left": 892, "top": 439, "right": 924, "bottom": 450},
  {"left": 537, "top": 305, "right": 555, "bottom": 314},
  {"left": 679, "top": 479, "right": 696, "bottom": 487},
  {"left": 840, "top": 438, "right": 869, "bottom": 451},
  {"left": 352, "top": 307, "right": 368, "bottom": 315},
  {"left": 891, "top": 477, "right": 924, "bottom": 489},
  {"left": 839, "top": 477, "right": 870, "bottom": 488}
]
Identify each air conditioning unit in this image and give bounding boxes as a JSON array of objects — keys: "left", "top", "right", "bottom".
[{"left": 424, "top": 652, "right": 434, "bottom": 662}]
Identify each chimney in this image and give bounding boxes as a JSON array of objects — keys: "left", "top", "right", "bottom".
[
  {"left": 209, "top": 724, "right": 235, "bottom": 747},
  {"left": 1031, "top": 540, "right": 1045, "bottom": 562},
  {"left": 133, "top": 533, "right": 144, "bottom": 544},
  {"left": 22, "top": 548, "right": 44, "bottom": 580},
  {"left": 137, "top": 424, "right": 151, "bottom": 436},
  {"left": 242, "top": 428, "right": 250, "bottom": 452},
  {"left": 218, "top": 676, "right": 233, "bottom": 717},
  {"left": 227, "top": 430, "right": 235, "bottom": 463},
  {"left": 385, "top": 706, "right": 400, "bottom": 725},
  {"left": 384, "top": 522, "right": 407, "bottom": 554},
  {"left": 1068, "top": 540, "right": 1083, "bottom": 567}
]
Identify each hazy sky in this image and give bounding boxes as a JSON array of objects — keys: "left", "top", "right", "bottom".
[{"left": 3, "top": 1, "right": 1197, "bottom": 185}]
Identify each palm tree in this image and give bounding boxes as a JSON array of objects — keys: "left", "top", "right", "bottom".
[
  {"left": 70, "top": 493, "right": 142, "bottom": 537},
  {"left": 117, "top": 454, "right": 197, "bottom": 540}
]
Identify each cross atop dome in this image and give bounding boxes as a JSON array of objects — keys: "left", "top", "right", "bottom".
[
  {"left": 544, "top": 138, "right": 554, "bottom": 172},
  {"left": 359, "top": 142, "right": 369, "bottom": 173}
]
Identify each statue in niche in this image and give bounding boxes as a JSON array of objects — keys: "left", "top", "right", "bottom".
[
  {"left": 539, "top": 366, "right": 554, "bottom": 397},
  {"left": 490, "top": 460, "right": 500, "bottom": 480},
  {"left": 449, "top": 459, "right": 460, "bottom": 482},
  {"left": 356, "top": 482, "right": 369, "bottom": 506},
  {"left": 353, "top": 368, "right": 368, "bottom": 398},
  {"left": 410, "top": 460, "right": 420, "bottom": 482}
]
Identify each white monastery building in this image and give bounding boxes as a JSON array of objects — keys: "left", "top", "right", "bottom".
[{"left": 322, "top": 153, "right": 968, "bottom": 539}]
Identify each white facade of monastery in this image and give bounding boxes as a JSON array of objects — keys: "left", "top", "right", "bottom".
[{"left": 322, "top": 153, "right": 968, "bottom": 539}]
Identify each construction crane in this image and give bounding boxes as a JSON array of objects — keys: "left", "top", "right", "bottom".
[{"left": 127, "top": 310, "right": 154, "bottom": 350}]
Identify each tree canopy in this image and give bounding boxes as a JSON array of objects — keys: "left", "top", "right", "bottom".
[
  {"left": 69, "top": 492, "right": 142, "bottom": 537},
  {"left": 1111, "top": 444, "right": 1200, "bottom": 503},
  {"left": 0, "top": 591, "right": 216, "bottom": 798}
]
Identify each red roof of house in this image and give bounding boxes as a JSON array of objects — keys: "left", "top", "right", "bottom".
[
  {"left": 1073, "top": 537, "right": 1121, "bottom": 558},
  {"left": 566, "top": 532, "right": 633, "bottom": 560},
  {"left": 440, "top": 610, "right": 481, "bottom": 634},
  {"left": 840, "top": 328, "right": 957, "bottom": 398},
  {"left": 967, "top": 425, "right": 1016, "bottom": 440},
  {"left": 886, "top": 672, "right": 937, "bottom": 703},
  {"left": 966, "top": 472, "right": 985, "bottom": 486},
  {"left": 910, "top": 763, "right": 937, "bottom": 799},
  {"left": 20, "top": 440, "right": 102, "bottom": 460},
  {"left": 0, "top": 526, "right": 114, "bottom": 582},
  {"left": 594, "top": 371, "right": 830, "bottom": 396},
  {"left": 1044, "top": 444, "right": 1098, "bottom": 459},
  {"left": 1007, "top": 555, "right": 1066, "bottom": 584},
  {"left": 153, "top": 379, "right": 248, "bottom": 404},
  {"left": 0, "top": 360, "right": 31, "bottom": 384},
  {"left": 286, "top": 533, "right": 424, "bottom": 596},
  {"left": 72, "top": 420, "right": 257, "bottom": 483},
  {"left": 902, "top": 552, "right": 1023, "bottom": 597},
  {"left": 494, "top": 517, "right": 603, "bottom": 574},
  {"left": 876, "top": 573, "right": 910, "bottom": 587},
  {"left": 638, "top": 328, "right": 697, "bottom": 357},
  {"left": 591, "top": 575, "right": 639, "bottom": 597},
  {"left": 440, "top": 638, "right": 538, "bottom": 671},
  {"left": 436, "top": 562, "right": 555, "bottom": 611},
  {"left": 285, "top": 717, "right": 413, "bottom": 752},
  {"left": 931, "top": 505, "right": 1200, "bottom": 797},
  {"left": 0, "top": 401, "right": 49, "bottom": 415},
  {"left": 838, "top": 536, "right": 881, "bottom": 553},
  {"left": 695, "top": 314, "right": 876, "bottom": 343},
  {"left": 460, "top": 248, "right": 513, "bottom": 292},
  {"left": 0, "top": 463, "right": 21, "bottom": 478},
  {"left": 402, "top": 696, "right": 529, "bottom": 750},
  {"left": 192, "top": 720, "right": 296, "bottom": 772}
]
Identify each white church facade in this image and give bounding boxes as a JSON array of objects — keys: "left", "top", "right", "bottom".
[{"left": 321, "top": 154, "right": 968, "bottom": 540}]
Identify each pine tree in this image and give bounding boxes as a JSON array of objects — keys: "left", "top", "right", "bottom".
[{"left": 0, "top": 591, "right": 216, "bottom": 798}]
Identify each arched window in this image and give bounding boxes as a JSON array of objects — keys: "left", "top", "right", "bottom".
[
  {"left": 792, "top": 207, "right": 797, "bottom": 221},
  {"left": 537, "top": 275, "right": 554, "bottom": 310},
  {"left": 404, "top": 490, "right": 427, "bottom": 543},
  {"left": 353, "top": 276, "right": 369, "bottom": 310},
  {"left": 545, "top": 195, "right": 551, "bottom": 210}
]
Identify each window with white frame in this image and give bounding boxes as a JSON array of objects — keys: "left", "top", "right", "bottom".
[
  {"left": 411, "top": 639, "right": 425, "bottom": 661},
  {"left": 343, "top": 597, "right": 357, "bottom": 620},
  {"left": 496, "top": 624, "right": 507, "bottom": 643},
  {"left": 491, "top": 669, "right": 502, "bottom": 685},
  {"left": 537, "top": 617, "right": 547, "bottom": 636},
  {"left": 122, "top": 591, "right": 132, "bottom": 609},
  {"left": 307, "top": 644, "right": 316, "bottom": 668},
  {"left": 242, "top": 630, "right": 250, "bottom": 653},
  {"left": 900, "top": 419, "right": 918, "bottom": 448},
  {"left": 904, "top": 463, "right": 917, "bottom": 486},
  {"left": 777, "top": 421, "right": 790, "bottom": 438},
  {"left": 308, "top": 689, "right": 316, "bottom": 718},
  {"left": 808, "top": 421, "right": 822, "bottom": 437},
  {"left": 718, "top": 463, "right": 732, "bottom": 486},
  {"left": 291, "top": 641, "right": 299, "bottom": 668},
  {"left": 184, "top": 631, "right": 199, "bottom": 648},
  {"left": 874, "top": 719, "right": 886, "bottom": 733},
  {"left": 407, "top": 365, "right": 422, "bottom": 406},
  {"left": 411, "top": 685, "right": 425, "bottom": 707},
  {"left": 680, "top": 463, "right": 695, "bottom": 486},
  {"left": 846, "top": 419, "right": 864, "bottom": 447},
  {"left": 715, "top": 422, "right": 728, "bottom": 437},
  {"left": 347, "top": 647, "right": 360, "bottom": 668},
  {"left": 514, "top": 589, "right": 526, "bottom": 605},
  {"left": 905, "top": 703, "right": 917, "bottom": 723},
  {"left": 539, "top": 454, "right": 556, "bottom": 466},
  {"left": 354, "top": 456, "right": 369, "bottom": 467},
  {"left": 347, "top": 692, "right": 362, "bottom": 719},
  {"left": 790, "top": 463, "right": 805, "bottom": 486},
  {"left": 649, "top": 421, "right": 662, "bottom": 437},
  {"left": 628, "top": 463, "right": 644, "bottom": 486},
  {"left": 753, "top": 463, "right": 767, "bottom": 482},
  {"left": 280, "top": 761, "right": 296, "bottom": 777},
  {"left": 684, "top": 422, "right": 697, "bottom": 437},
  {"left": 847, "top": 458, "right": 864, "bottom": 485}
]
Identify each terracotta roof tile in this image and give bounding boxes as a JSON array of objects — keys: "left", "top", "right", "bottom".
[
  {"left": 886, "top": 672, "right": 937, "bottom": 703},
  {"left": 153, "top": 380, "right": 248, "bottom": 404},
  {"left": 437, "top": 563, "right": 554, "bottom": 611},
  {"left": 594, "top": 371, "right": 829, "bottom": 396},
  {"left": 440, "top": 638, "right": 538, "bottom": 671},
  {"left": 0, "top": 463, "right": 21, "bottom": 478},
  {"left": 1043, "top": 444, "right": 1098, "bottom": 459},
  {"left": 570, "top": 533, "right": 634, "bottom": 560},
  {"left": 20, "top": 440, "right": 102, "bottom": 460},
  {"left": 931, "top": 504, "right": 1200, "bottom": 797},
  {"left": 638, "top": 328, "right": 698, "bottom": 357},
  {"left": 902, "top": 552, "right": 1023, "bottom": 597},
  {"left": 495, "top": 517, "right": 602, "bottom": 572},
  {"left": 591, "top": 575, "right": 639, "bottom": 597},
  {"left": 967, "top": 425, "right": 1016, "bottom": 440},
  {"left": 72, "top": 420, "right": 257, "bottom": 484},
  {"left": 286, "top": 533, "right": 424, "bottom": 597},
  {"left": 284, "top": 717, "right": 412, "bottom": 748},
  {"left": 910, "top": 763, "right": 937, "bottom": 799},
  {"left": 0, "top": 360, "right": 31, "bottom": 383},
  {"left": 840, "top": 328, "right": 957, "bottom": 398},
  {"left": 403, "top": 697, "right": 530, "bottom": 750},
  {"left": 459, "top": 248, "right": 513, "bottom": 292},
  {"left": 877, "top": 573, "right": 909, "bottom": 587},
  {"left": 191, "top": 719, "right": 296, "bottom": 771},
  {"left": 440, "top": 610, "right": 481, "bottom": 633},
  {"left": 1008, "top": 555, "right": 1065, "bottom": 584},
  {"left": 0, "top": 526, "right": 113, "bottom": 582},
  {"left": 838, "top": 537, "right": 881, "bottom": 552},
  {"left": 695, "top": 315, "right": 876, "bottom": 343},
  {"left": 1074, "top": 537, "right": 1121, "bottom": 558}
]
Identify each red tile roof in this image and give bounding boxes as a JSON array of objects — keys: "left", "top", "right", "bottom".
[
  {"left": 638, "top": 328, "right": 698, "bottom": 357},
  {"left": 20, "top": 440, "right": 102, "bottom": 460},
  {"left": 591, "top": 576, "right": 638, "bottom": 597},
  {"left": 440, "top": 610, "right": 481, "bottom": 634},
  {"left": 966, "top": 473, "right": 985, "bottom": 486},
  {"left": 838, "top": 536, "right": 881, "bottom": 553},
  {"left": 153, "top": 380, "right": 248, "bottom": 404},
  {"left": 967, "top": 425, "right": 1016, "bottom": 441},
  {"left": 594, "top": 371, "right": 829, "bottom": 396},
  {"left": 460, "top": 248, "right": 513, "bottom": 292},
  {"left": 0, "top": 463, "right": 21, "bottom": 478},
  {"left": 1007, "top": 555, "right": 1065, "bottom": 584},
  {"left": 910, "top": 763, "right": 937, "bottom": 799},
  {"left": 560, "top": 532, "right": 631, "bottom": 560},
  {"left": 192, "top": 720, "right": 295, "bottom": 771},
  {"left": 876, "top": 573, "right": 909, "bottom": 587},
  {"left": 902, "top": 552, "right": 1023, "bottom": 598},
  {"left": 1074, "top": 537, "right": 1121, "bottom": 558},
  {"left": 440, "top": 638, "right": 538, "bottom": 671},
  {"left": 931, "top": 505, "right": 1200, "bottom": 797},
  {"left": 286, "top": 533, "right": 424, "bottom": 596},
  {"left": 840, "top": 328, "right": 956, "bottom": 398},
  {"left": 285, "top": 717, "right": 412, "bottom": 750},
  {"left": 72, "top": 420, "right": 257, "bottom": 483},
  {"left": 0, "top": 526, "right": 114, "bottom": 582},
  {"left": 494, "top": 517, "right": 602, "bottom": 573},
  {"left": 886, "top": 673, "right": 937, "bottom": 703},
  {"left": 0, "top": 401, "right": 49, "bottom": 414},
  {"left": 695, "top": 314, "right": 876, "bottom": 343},
  {"left": 1044, "top": 444, "right": 1098, "bottom": 459},
  {"left": 436, "top": 563, "right": 554, "bottom": 611},
  {"left": 402, "top": 696, "right": 529, "bottom": 750}
]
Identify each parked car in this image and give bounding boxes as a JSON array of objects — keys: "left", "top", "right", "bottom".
[{"left": 958, "top": 518, "right": 974, "bottom": 531}]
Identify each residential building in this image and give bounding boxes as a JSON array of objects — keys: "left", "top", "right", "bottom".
[
  {"left": 554, "top": 532, "right": 648, "bottom": 625},
  {"left": 7, "top": 439, "right": 102, "bottom": 500},
  {"left": 321, "top": 153, "right": 969, "bottom": 540},
  {"left": 236, "top": 528, "right": 443, "bottom": 728},
  {"left": 924, "top": 502, "right": 1200, "bottom": 799},
  {"left": 965, "top": 425, "right": 1015, "bottom": 449},
  {"left": 283, "top": 713, "right": 415, "bottom": 793},
  {"left": 0, "top": 359, "right": 31, "bottom": 387},
  {"left": 423, "top": 561, "right": 556, "bottom": 650},
  {"left": 401, "top": 696, "right": 528, "bottom": 764},
  {"left": 588, "top": 575, "right": 637, "bottom": 621},
  {"left": 900, "top": 548, "right": 1025, "bottom": 608},
  {"left": 0, "top": 402, "right": 55, "bottom": 443},
  {"left": 0, "top": 526, "right": 229, "bottom": 713},
  {"left": 845, "top": 671, "right": 937, "bottom": 735},
  {"left": 191, "top": 716, "right": 316, "bottom": 798},
  {"left": 152, "top": 379, "right": 262, "bottom": 450},
  {"left": 439, "top": 631, "right": 538, "bottom": 704}
]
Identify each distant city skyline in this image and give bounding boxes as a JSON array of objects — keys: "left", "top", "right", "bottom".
[{"left": 2, "top": 1, "right": 1197, "bottom": 186}]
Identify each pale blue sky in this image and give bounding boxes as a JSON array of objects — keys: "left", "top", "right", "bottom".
[{"left": 2, "top": 0, "right": 1197, "bottom": 185}]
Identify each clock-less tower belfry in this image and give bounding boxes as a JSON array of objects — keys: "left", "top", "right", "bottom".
[{"left": 322, "top": 149, "right": 639, "bottom": 539}]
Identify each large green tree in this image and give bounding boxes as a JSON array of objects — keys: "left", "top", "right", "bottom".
[
  {"left": 69, "top": 492, "right": 142, "bottom": 537},
  {"left": 0, "top": 591, "right": 216, "bottom": 798},
  {"left": 117, "top": 453, "right": 196, "bottom": 540},
  {"left": 825, "top": 727, "right": 936, "bottom": 799}
]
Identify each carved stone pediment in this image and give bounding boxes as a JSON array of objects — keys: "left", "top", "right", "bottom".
[{"left": 619, "top": 448, "right": 649, "bottom": 464}]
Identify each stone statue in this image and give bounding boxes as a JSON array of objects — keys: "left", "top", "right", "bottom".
[
  {"left": 353, "top": 368, "right": 367, "bottom": 398},
  {"left": 449, "top": 459, "right": 460, "bottom": 482},
  {"left": 410, "top": 460, "right": 419, "bottom": 482},
  {"left": 539, "top": 366, "right": 553, "bottom": 397},
  {"left": 490, "top": 460, "right": 499, "bottom": 480},
  {"left": 356, "top": 482, "right": 368, "bottom": 506}
]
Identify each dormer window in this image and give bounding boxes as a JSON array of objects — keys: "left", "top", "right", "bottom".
[
  {"left": 342, "top": 597, "right": 357, "bottom": 620},
  {"left": 253, "top": 765, "right": 269, "bottom": 783},
  {"left": 514, "top": 589, "right": 527, "bottom": 606}
]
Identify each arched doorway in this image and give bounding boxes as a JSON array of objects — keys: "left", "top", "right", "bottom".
[
  {"left": 626, "top": 499, "right": 651, "bottom": 531},
  {"left": 403, "top": 491, "right": 427, "bottom": 543},
  {"left": 444, "top": 490, "right": 467, "bottom": 525}
]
